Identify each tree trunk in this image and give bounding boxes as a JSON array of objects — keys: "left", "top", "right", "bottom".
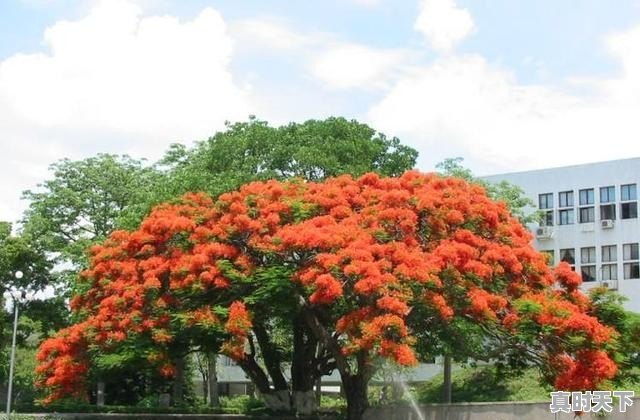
[
  {"left": 342, "top": 374, "right": 369, "bottom": 420},
  {"left": 297, "top": 298, "right": 372, "bottom": 419},
  {"left": 237, "top": 350, "right": 292, "bottom": 412},
  {"left": 260, "top": 390, "right": 293, "bottom": 412},
  {"left": 442, "top": 354, "right": 452, "bottom": 404},
  {"left": 315, "top": 376, "right": 322, "bottom": 408},
  {"left": 291, "top": 316, "right": 318, "bottom": 415},
  {"left": 252, "top": 323, "right": 293, "bottom": 412},
  {"left": 207, "top": 353, "right": 220, "bottom": 407},
  {"left": 96, "top": 381, "right": 105, "bottom": 406},
  {"left": 253, "top": 323, "right": 289, "bottom": 391},
  {"left": 171, "top": 357, "right": 185, "bottom": 405}
]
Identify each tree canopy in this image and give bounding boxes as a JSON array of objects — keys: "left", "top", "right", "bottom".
[{"left": 36, "top": 171, "right": 618, "bottom": 419}]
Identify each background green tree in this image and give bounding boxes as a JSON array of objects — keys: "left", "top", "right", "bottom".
[
  {"left": 1, "top": 221, "right": 63, "bottom": 404},
  {"left": 589, "top": 287, "right": 640, "bottom": 382},
  {"left": 22, "top": 154, "right": 163, "bottom": 269},
  {"left": 159, "top": 116, "right": 417, "bottom": 197}
]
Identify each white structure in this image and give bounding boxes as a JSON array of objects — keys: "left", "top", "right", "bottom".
[{"left": 484, "top": 158, "right": 640, "bottom": 313}]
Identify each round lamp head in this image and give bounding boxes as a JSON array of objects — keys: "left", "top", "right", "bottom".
[{"left": 14, "top": 271, "right": 23, "bottom": 279}]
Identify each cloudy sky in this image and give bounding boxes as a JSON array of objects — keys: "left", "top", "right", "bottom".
[{"left": 2, "top": 0, "right": 640, "bottom": 224}]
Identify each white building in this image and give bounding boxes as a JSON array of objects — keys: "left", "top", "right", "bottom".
[{"left": 484, "top": 158, "right": 640, "bottom": 313}]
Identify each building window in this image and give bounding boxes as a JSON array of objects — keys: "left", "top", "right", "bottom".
[
  {"left": 220, "top": 355, "right": 236, "bottom": 366},
  {"left": 581, "top": 247, "right": 596, "bottom": 264},
  {"left": 578, "top": 188, "right": 595, "bottom": 223},
  {"left": 560, "top": 248, "right": 575, "bottom": 268},
  {"left": 580, "top": 247, "right": 596, "bottom": 282},
  {"left": 539, "top": 193, "right": 554, "bottom": 226},
  {"left": 540, "top": 250, "right": 554, "bottom": 266},
  {"left": 621, "top": 184, "right": 638, "bottom": 219},
  {"left": 621, "top": 184, "right": 637, "bottom": 201},
  {"left": 558, "top": 191, "right": 574, "bottom": 208},
  {"left": 624, "top": 243, "right": 639, "bottom": 260},
  {"left": 600, "top": 186, "right": 615, "bottom": 203},
  {"left": 558, "top": 209, "right": 574, "bottom": 225},
  {"left": 581, "top": 265, "right": 596, "bottom": 282},
  {"left": 601, "top": 245, "right": 617, "bottom": 262},
  {"left": 539, "top": 193, "right": 553, "bottom": 209},
  {"left": 623, "top": 243, "right": 639, "bottom": 279},
  {"left": 579, "top": 206, "right": 595, "bottom": 223},
  {"left": 624, "top": 263, "right": 640, "bottom": 280},
  {"left": 579, "top": 189, "right": 594, "bottom": 205},
  {"left": 621, "top": 202, "right": 638, "bottom": 219},
  {"left": 600, "top": 204, "right": 616, "bottom": 220},
  {"left": 602, "top": 264, "right": 618, "bottom": 281}
]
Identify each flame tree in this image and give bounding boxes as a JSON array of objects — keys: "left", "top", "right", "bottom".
[{"left": 36, "top": 172, "right": 618, "bottom": 420}]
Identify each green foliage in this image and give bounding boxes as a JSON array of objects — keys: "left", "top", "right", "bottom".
[
  {"left": 163, "top": 117, "right": 418, "bottom": 198},
  {"left": 1, "top": 224, "right": 63, "bottom": 403},
  {"left": 219, "top": 395, "right": 268, "bottom": 414},
  {"left": 0, "top": 222, "right": 54, "bottom": 292},
  {"left": 415, "top": 365, "right": 552, "bottom": 403},
  {"left": 589, "top": 288, "right": 640, "bottom": 380},
  {"left": 0, "top": 347, "right": 41, "bottom": 406},
  {"left": 435, "top": 158, "right": 474, "bottom": 181},
  {"left": 21, "top": 154, "right": 163, "bottom": 268},
  {"left": 20, "top": 297, "right": 69, "bottom": 338},
  {"left": 320, "top": 395, "right": 347, "bottom": 410}
]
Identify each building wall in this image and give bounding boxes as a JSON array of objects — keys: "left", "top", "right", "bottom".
[{"left": 483, "top": 158, "right": 640, "bottom": 313}]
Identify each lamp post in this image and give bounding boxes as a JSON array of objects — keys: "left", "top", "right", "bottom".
[{"left": 5, "top": 271, "right": 26, "bottom": 419}]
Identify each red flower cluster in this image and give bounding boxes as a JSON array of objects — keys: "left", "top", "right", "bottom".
[
  {"left": 35, "top": 323, "right": 90, "bottom": 404},
  {"left": 554, "top": 350, "right": 618, "bottom": 390},
  {"left": 221, "top": 301, "right": 253, "bottom": 361}
]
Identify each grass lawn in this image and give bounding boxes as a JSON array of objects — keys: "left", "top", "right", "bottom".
[
  {"left": 414, "top": 365, "right": 640, "bottom": 404},
  {"left": 414, "top": 366, "right": 553, "bottom": 403}
]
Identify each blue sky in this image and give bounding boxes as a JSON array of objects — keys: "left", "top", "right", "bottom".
[{"left": 2, "top": 0, "right": 640, "bottom": 223}]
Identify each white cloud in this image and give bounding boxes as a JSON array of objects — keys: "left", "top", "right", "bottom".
[
  {"left": 414, "top": 0, "right": 475, "bottom": 52},
  {"left": 601, "top": 25, "right": 640, "bottom": 103},
  {"left": 0, "top": 0, "right": 251, "bottom": 223},
  {"left": 309, "top": 44, "right": 408, "bottom": 90},
  {"left": 0, "top": 0, "right": 249, "bottom": 137},
  {"left": 230, "top": 17, "right": 311, "bottom": 51},
  {"left": 230, "top": 16, "right": 408, "bottom": 91},
  {"left": 367, "top": 22, "right": 640, "bottom": 174}
]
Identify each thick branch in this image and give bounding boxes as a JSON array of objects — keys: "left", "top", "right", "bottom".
[
  {"left": 237, "top": 353, "right": 271, "bottom": 393},
  {"left": 297, "top": 295, "right": 350, "bottom": 378},
  {"left": 253, "top": 322, "right": 289, "bottom": 390}
]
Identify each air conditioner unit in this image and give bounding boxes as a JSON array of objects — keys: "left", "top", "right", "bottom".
[
  {"left": 535, "top": 226, "right": 554, "bottom": 240},
  {"left": 601, "top": 219, "right": 614, "bottom": 229},
  {"left": 601, "top": 280, "right": 618, "bottom": 290}
]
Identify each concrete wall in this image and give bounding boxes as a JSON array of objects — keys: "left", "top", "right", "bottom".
[{"left": 364, "top": 399, "right": 640, "bottom": 420}]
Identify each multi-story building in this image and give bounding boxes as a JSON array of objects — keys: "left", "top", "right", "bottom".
[{"left": 484, "top": 158, "right": 640, "bottom": 313}]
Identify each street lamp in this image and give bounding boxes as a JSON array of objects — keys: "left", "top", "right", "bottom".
[{"left": 4, "top": 271, "right": 30, "bottom": 419}]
